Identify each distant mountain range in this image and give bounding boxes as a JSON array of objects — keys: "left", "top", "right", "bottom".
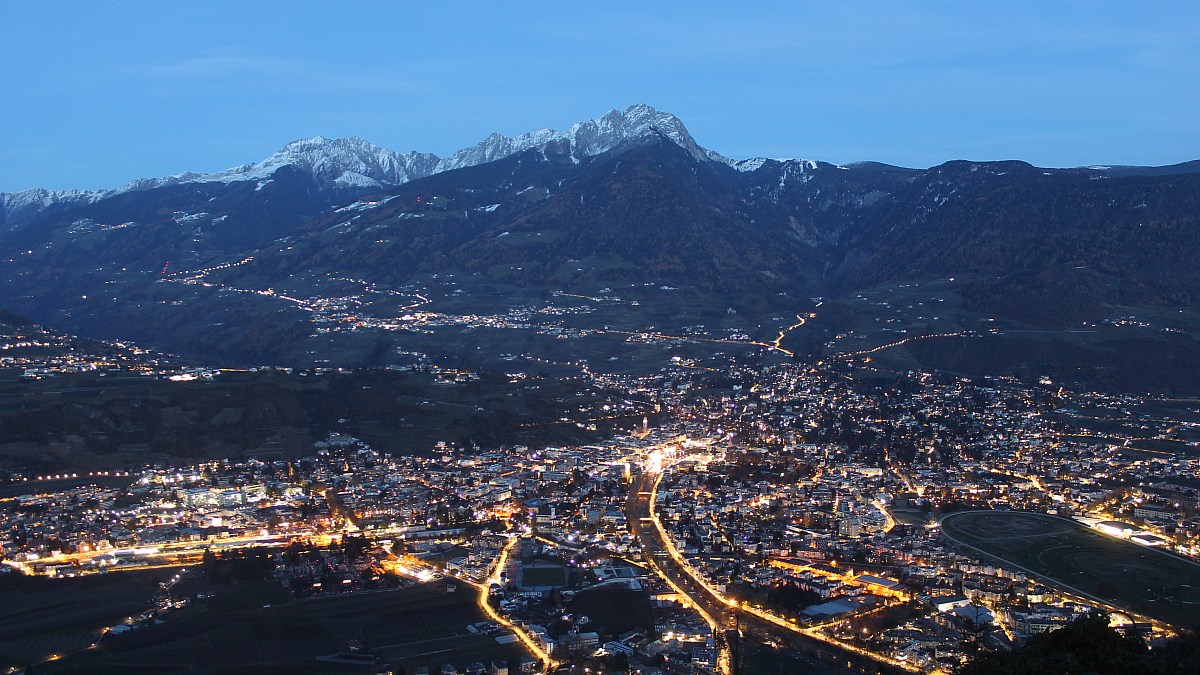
[
  {"left": 0, "top": 105, "right": 731, "bottom": 230},
  {"left": 2, "top": 104, "right": 1198, "bottom": 392}
]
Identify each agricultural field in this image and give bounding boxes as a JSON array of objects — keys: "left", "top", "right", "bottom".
[
  {"left": 36, "top": 579, "right": 530, "bottom": 674},
  {"left": 0, "top": 569, "right": 162, "bottom": 671},
  {"left": 941, "top": 510, "right": 1200, "bottom": 629},
  {"left": 0, "top": 365, "right": 618, "bottom": 474}
]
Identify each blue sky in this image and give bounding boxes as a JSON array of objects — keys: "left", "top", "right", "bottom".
[{"left": 3, "top": 1, "right": 1198, "bottom": 192}]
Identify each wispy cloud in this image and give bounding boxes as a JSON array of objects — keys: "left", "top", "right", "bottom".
[
  {"left": 131, "top": 50, "right": 422, "bottom": 95},
  {"left": 139, "top": 53, "right": 303, "bottom": 78}
]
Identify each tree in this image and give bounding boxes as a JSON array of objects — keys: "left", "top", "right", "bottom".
[{"left": 959, "top": 613, "right": 1200, "bottom": 675}]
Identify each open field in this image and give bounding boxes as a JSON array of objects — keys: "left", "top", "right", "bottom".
[
  {"left": 941, "top": 510, "right": 1200, "bottom": 629},
  {"left": 886, "top": 506, "right": 931, "bottom": 527},
  {"left": 0, "top": 568, "right": 171, "bottom": 670},
  {"left": 0, "top": 366, "right": 615, "bottom": 473},
  {"left": 39, "top": 580, "right": 530, "bottom": 674},
  {"left": 1129, "top": 438, "right": 1200, "bottom": 456},
  {"left": 519, "top": 563, "right": 568, "bottom": 588}
]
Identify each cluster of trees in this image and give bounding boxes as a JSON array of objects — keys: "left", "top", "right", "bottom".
[
  {"left": 200, "top": 547, "right": 276, "bottom": 584},
  {"left": 760, "top": 579, "right": 824, "bottom": 612},
  {"left": 960, "top": 613, "right": 1199, "bottom": 674}
]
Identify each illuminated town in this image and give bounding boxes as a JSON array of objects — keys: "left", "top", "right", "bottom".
[
  {"left": 4, "top": 347, "right": 1198, "bottom": 674},
  {"left": 3, "top": 3, "right": 1198, "bottom": 673}
]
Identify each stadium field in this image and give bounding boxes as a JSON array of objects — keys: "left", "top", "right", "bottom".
[{"left": 940, "top": 510, "right": 1200, "bottom": 629}]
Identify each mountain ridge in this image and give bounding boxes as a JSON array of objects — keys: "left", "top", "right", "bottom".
[
  {"left": 6, "top": 103, "right": 1199, "bottom": 233},
  {"left": 2, "top": 107, "right": 1200, "bottom": 393},
  {"left": 0, "top": 104, "right": 730, "bottom": 231}
]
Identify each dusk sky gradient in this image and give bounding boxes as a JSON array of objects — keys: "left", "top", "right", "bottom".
[{"left": 4, "top": 1, "right": 1198, "bottom": 192}]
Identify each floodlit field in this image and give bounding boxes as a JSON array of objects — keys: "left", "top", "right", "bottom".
[{"left": 941, "top": 510, "right": 1200, "bottom": 629}]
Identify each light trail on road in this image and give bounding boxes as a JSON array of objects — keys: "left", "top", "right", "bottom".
[
  {"left": 770, "top": 314, "right": 811, "bottom": 357},
  {"left": 475, "top": 534, "right": 557, "bottom": 673},
  {"left": 834, "top": 330, "right": 968, "bottom": 360},
  {"left": 629, "top": 445, "right": 919, "bottom": 674}
]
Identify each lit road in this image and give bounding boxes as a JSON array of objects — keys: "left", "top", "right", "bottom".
[
  {"left": 24, "top": 531, "right": 306, "bottom": 572},
  {"left": 22, "top": 521, "right": 433, "bottom": 575},
  {"left": 769, "top": 313, "right": 813, "bottom": 357},
  {"left": 624, "top": 466, "right": 732, "bottom": 673},
  {"left": 833, "top": 330, "right": 968, "bottom": 360},
  {"left": 625, "top": 464, "right": 902, "bottom": 675},
  {"left": 475, "top": 534, "right": 557, "bottom": 673},
  {"left": 596, "top": 327, "right": 781, "bottom": 354}
]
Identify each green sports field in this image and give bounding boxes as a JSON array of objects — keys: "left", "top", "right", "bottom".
[
  {"left": 518, "top": 564, "right": 567, "bottom": 588},
  {"left": 940, "top": 510, "right": 1200, "bottom": 629}
]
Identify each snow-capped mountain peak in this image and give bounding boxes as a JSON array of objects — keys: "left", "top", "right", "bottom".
[
  {"left": 436, "top": 103, "right": 731, "bottom": 171},
  {"left": 186, "top": 136, "right": 441, "bottom": 190},
  {"left": 1, "top": 188, "right": 101, "bottom": 226},
  {"left": 2, "top": 104, "right": 737, "bottom": 230},
  {"left": 1, "top": 137, "right": 441, "bottom": 228}
]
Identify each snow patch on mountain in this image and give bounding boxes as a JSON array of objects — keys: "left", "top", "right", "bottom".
[
  {"left": 248, "top": 136, "right": 440, "bottom": 190},
  {"left": 167, "top": 136, "right": 439, "bottom": 191},
  {"left": 1, "top": 188, "right": 105, "bottom": 226},
  {"left": 777, "top": 159, "right": 822, "bottom": 188},
  {"left": 734, "top": 158, "right": 769, "bottom": 172},
  {"left": 335, "top": 195, "right": 401, "bottom": 213}
]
